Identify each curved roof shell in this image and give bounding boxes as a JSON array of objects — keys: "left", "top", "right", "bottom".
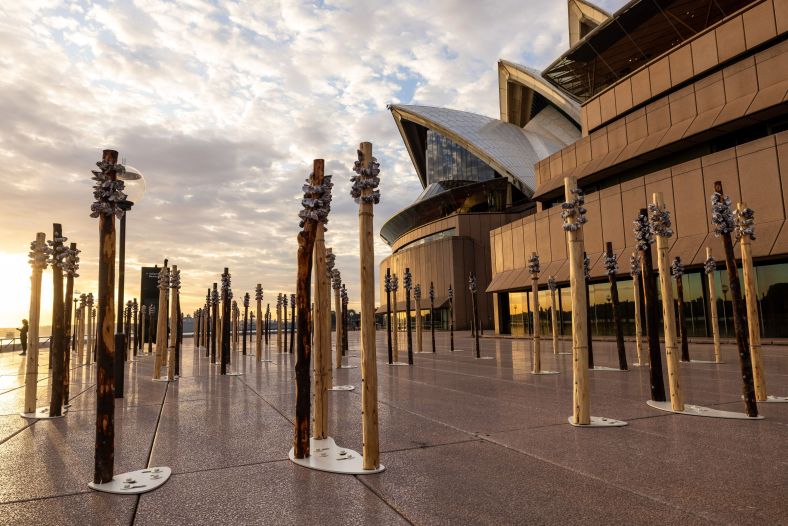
[
  {"left": 497, "top": 60, "right": 582, "bottom": 127},
  {"left": 390, "top": 104, "right": 579, "bottom": 196}
]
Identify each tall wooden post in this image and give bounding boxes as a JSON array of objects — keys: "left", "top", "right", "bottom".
[
  {"left": 313, "top": 216, "right": 329, "bottom": 440},
  {"left": 548, "top": 277, "right": 559, "bottom": 355},
  {"left": 282, "top": 295, "right": 288, "bottom": 355},
  {"left": 391, "top": 274, "right": 399, "bottom": 361},
  {"left": 528, "top": 253, "right": 542, "bottom": 372},
  {"left": 242, "top": 293, "right": 249, "bottom": 356},
  {"left": 140, "top": 306, "right": 147, "bottom": 357},
  {"left": 341, "top": 285, "right": 349, "bottom": 356},
  {"left": 563, "top": 176, "right": 589, "bottom": 425},
  {"left": 131, "top": 299, "right": 138, "bottom": 358},
  {"left": 265, "top": 304, "right": 270, "bottom": 346},
  {"left": 712, "top": 183, "right": 757, "bottom": 416},
  {"left": 429, "top": 282, "right": 436, "bottom": 353},
  {"left": 704, "top": 249, "right": 722, "bottom": 363},
  {"left": 323, "top": 251, "right": 334, "bottom": 388},
  {"left": 211, "top": 284, "right": 218, "bottom": 363},
  {"left": 629, "top": 253, "right": 645, "bottom": 366},
  {"left": 333, "top": 271, "right": 343, "bottom": 369},
  {"left": 277, "top": 294, "right": 282, "bottom": 353},
  {"left": 85, "top": 293, "right": 94, "bottom": 365},
  {"left": 734, "top": 203, "right": 768, "bottom": 402},
  {"left": 672, "top": 257, "right": 690, "bottom": 362},
  {"left": 153, "top": 265, "right": 169, "bottom": 379},
  {"left": 448, "top": 285, "right": 455, "bottom": 352},
  {"left": 353, "top": 143, "right": 381, "bottom": 469},
  {"left": 584, "top": 253, "right": 594, "bottom": 369},
  {"left": 255, "top": 285, "right": 263, "bottom": 361},
  {"left": 167, "top": 267, "right": 179, "bottom": 381},
  {"left": 385, "top": 269, "right": 393, "bottom": 364},
  {"left": 62, "top": 243, "right": 78, "bottom": 406},
  {"left": 414, "top": 285, "right": 423, "bottom": 354},
  {"left": 650, "top": 193, "right": 683, "bottom": 411},
  {"left": 404, "top": 268, "right": 413, "bottom": 365},
  {"left": 91, "top": 149, "right": 120, "bottom": 484},
  {"left": 221, "top": 269, "right": 232, "bottom": 375},
  {"left": 24, "top": 234, "right": 47, "bottom": 415},
  {"left": 48, "top": 224, "right": 67, "bottom": 416},
  {"left": 290, "top": 294, "right": 296, "bottom": 354},
  {"left": 469, "top": 274, "right": 480, "bottom": 359},
  {"left": 232, "top": 300, "right": 238, "bottom": 353},
  {"left": 605, "top": 242, "right": 627, "bottom": 370},
  {"left": 148, "top": 304, "right": 155, "bottom": 355},
  {"left": 293, "top": 159, "right": 327, "bottom": 458}
]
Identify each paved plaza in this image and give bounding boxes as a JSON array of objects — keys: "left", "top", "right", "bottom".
[{"left": 0, "top": 333, "right": 786, "bottom": 525}]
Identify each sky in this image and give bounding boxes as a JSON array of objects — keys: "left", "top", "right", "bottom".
[{"left": 0, "top": 0, "right": 626, "bottom": 331}]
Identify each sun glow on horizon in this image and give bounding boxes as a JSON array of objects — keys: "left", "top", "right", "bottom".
[{"left": 0, "top": 252, "right": 53, "bottom": 331}]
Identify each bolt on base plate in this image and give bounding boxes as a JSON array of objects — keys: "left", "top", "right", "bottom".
[
  {"left": 289, "top": 437, "right": 384, "bottom": 475},
  {"left": 88, "top": 467, "right": 171, "bottom": 494},
  {"left": 567, "top": 416, "right": 628, "bottom": 427},
  {"left": 647, "top": 400, "right": 764, "bottom": 419}
]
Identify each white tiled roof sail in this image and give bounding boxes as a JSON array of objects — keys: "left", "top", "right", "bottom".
[{"left": 392, "top": 104, "right": 579, "bottom": 195}]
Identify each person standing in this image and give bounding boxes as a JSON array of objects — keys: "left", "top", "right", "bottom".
[{"left": 18, "top": 319, "right": 29, "bottom": 356}]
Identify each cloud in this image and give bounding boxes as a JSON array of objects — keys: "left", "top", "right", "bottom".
[{"left": 0, "top": 0, "right": 628, "bottom": 326}]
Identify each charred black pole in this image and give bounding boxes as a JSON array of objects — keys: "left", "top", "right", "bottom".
[
  {"left": 404, "top": 268, "right": 413, "bottom": 365},
  {"left": 584, "top": 253, "right": 594, "bottom": 369},
  {"left": 469, "top": 273, "right": 480, "bottom": 358},
  {"left": 604, "top": 242, "right": 627, "bottom": 370},
  {"left": 711, "top": 182, "right": 757, "bottom": 417},
  {"left": 672, "top": 257, "right": 690, "bottom": 362},
  {"left": 48, "top": 223, "right": 67, "bottom": 416},
  {"left": 148, "top": 305, "right": 155, "bottom": 355},
  {"left": 634, "top": 209, "right": 666, "bottom": 402},
  {"left": 220, "top": 270, "right": 232, "bottom": 375},
  {"left": 131, "top": 299, "right": 138, "bottom": 358},
  {"left": 385, "top": 269, "right": 393, "bottom": 364},
  {"left": 290, "top": 294, "right": 296, "bottom": 354},
  {"left": 114, "top": 197, "right": 132, "bottom": 399},
  {"left": 294, "top": 160, "right": 329, "bottom": 458},
  {"left": 63, "top": 243, "right": 79, "bottom": 405},
  {"left": 448, "top": 285, "right": 455, "bottom": 352},
  {"left": 211, "top": 284, "right": 218, "bottom": 363},
  {"left": 91, "top": 149, "right": 122, "bottom": 484},
  {"left": 242, "top": 292, "right": 249, "bottom": 355},
  {"left": 429, "top": 282, "right": 436, "bottom": 353}
]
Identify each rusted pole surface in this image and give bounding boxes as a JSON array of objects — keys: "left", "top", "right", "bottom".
[
  {"left": 563, "top": 176, "right": 589, "bottom": 425},
  {"left": 391, "top": 275, "right": 399, "bottom": 361},
  {"left": 24, "top": 233, "right": 47, "bottom": 414},
  {"left": 91, "top": 149, "right": 120, "bottom": 484},
  {"left": 293, "top": 159, "right": 327, "bottom": 458},
  {"left": 313, "top": 220, "right": 329, "bottom": 439},
  {"left": 341, "top": 285, "right": 348, "bottom": 356},
  {"left": 404, "top": 269, "right": 413, "bottom": 365},
  {"left": 352, "top": 143, "right": 381, "bottom": 469},
  {"left": 712, "top": 184, "right": 757, "bottom": 416},
  {"left": 49, "top": 224, "right": 67, "bottom": 416},
  {"left": 605, "top": 242, "right": 627, "bottom": 370}
]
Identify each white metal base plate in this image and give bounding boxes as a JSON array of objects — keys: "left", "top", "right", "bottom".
[
  {"left": 689, "top": 360, "right": 724, "bottom": 364},
  {"left": 476, "top": 356, "right": 494, "bottom": 360},
  {"left": 328, "top": 385, "right": 355, "bottom": 391},
  {"left": 646, "top": 400, "right": 764, "bottom": 419},
  {"left": 592, "top": 366, "right": 627, "bottom": 372},
  {"left": 450, "top": 349, "right": 466, "bottom": 352},
  {"left": 20, "top": 406, "right": 68, "bottom": 419},
  {"left": 387, "top": 362, "right": 409, "bottom": 366},
  {"left": 88, "top": 467, "right": 171, "bottom": 494},
  {"left": 152, "top": 377, "right": 179, "bottom": 383},
  {"left": 531, "top": 370, "right": 560, "bottom": 375},
  {"left": 631, "top": 362, "right": 649, "bottom": 367},
  {"left": 289, "top": 437, "right": 384, "bottom": 475},
  {"left": 763, "top": 395, "right": 788, "bottom": 403},
  {"left": 568, "top": 416, "right": 628, "bottom": 427},
  {"left": 224, "top": 371, "right": 243, "bottom": 376},
  {"left": 339, "top": 365, "right": 358, "bottom": 369},
  {"left": 557, "top": 352, "right": 572, "bottom": 355}
]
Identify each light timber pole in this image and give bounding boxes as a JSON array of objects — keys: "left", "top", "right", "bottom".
[
  {"left": 629, "top": 253, "right": 645, "bottom": 367},
  {"left": 154, "top": 265, "right": 169, "bottom": 379},
  {"left": 22, "top": 234, "right": 47, "bottom": 417},
  {"left": 547, "top": 276, "right": 559, "bottom": 355},
  {"left": 255, "top": 284, "right": 263, "bottom": 362},
  {"left": 167, "top": 267, "right": 180, "bottom": 381},
  {"left": 704, "top": 250, "right": 722, "bottom": 363},
  {"left": 332, "top": 270, "right": 343, "bottom": 369}
]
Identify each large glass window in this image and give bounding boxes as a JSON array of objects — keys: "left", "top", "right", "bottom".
[
  {"left": 755, "top": 261, "right": 788, "bottom": 339},
  {"left": 426, "top": 130, "right": 495, "bottom": 185}
]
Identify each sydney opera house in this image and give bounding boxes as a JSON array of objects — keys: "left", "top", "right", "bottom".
[{"left": 380, "top": 0, "right": 788, "bottom": 339}]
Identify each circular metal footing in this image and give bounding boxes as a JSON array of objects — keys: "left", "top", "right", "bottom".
[
  {"left": 152, "top": 377, "right": 178, "bottom": 382},
  {"left": 450, "top": 349, "right": 466, "bottom": 352},
  {"left": 688, "top": 360, "right": 724, "bottom": 364},
  {"left": 646, "top": 400, "right": 764, "bottom": 419},
  {"left": 289, "top": 437, "right": 384, "bottom": 474},
  {"left": 631, "top": 362, "right": 650, "bottom": 367},
  {"left": 20, "top": 406, "right": 68, "bottom": 419},
  {"left": 88, "top": 467, "right": 171, "bottom": 494},
  {"left": 475, "top": 356, "right": 494, "bottom": 360},
  {"left": 328, "top": 385, "right": 355, "bottom": 391},
  {"left": 224, "top": 372, "right": 243, "bottom": 376},
  {"left": 258, "top": 359, "right": 274, "bottom": 363},
  {"left": 567, "top": 416, "right": 628, "bottom": 427},
  {"left": 592, "top": 366, "right": 627, "bottom": 372},
  {"left": 386, "top": 362, "right": 409, "bottom": 367},
  {"left": 557, "top": 352, "right": 572, "bottom": 355},
  {"left": 531, "top": 370, "right": 560, "bottom": 375},
  {"left": 762, "top": 395, "right": 788, "bottom": 403},
  {"left": 339, "top": 365, "right": 358, "bottom": 369}
]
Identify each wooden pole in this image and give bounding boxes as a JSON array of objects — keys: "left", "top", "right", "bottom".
[
  {"left": 470, "top": 274, "right": 480, "bottom": 358},
  {"left": 563, "top": 176, "right": 590, "bottom": 425},
  {"left": 392, "top": 275, "right": 399, "bottom": 361},
  {"left": 341, "top": 285, "right": 349, "bottom": 357},
  {"left": 78, "top": 296, "right": 86, "bottom": 362},
  {"left": 385, "top": 269, "right": 392, "bottom": 364},
  {"left": 243, "top": 293, "right": 249, "bottom": 356},
  {"left": 430, "top": 282, "right": 437, "bottom": 353},
  {"left": 673, "top": 257, "right": 690, "bottom": 362},
  {"left": 148, "top": 304, "right": 155, "bottom": 355},
  {"left": 651, "top": 193, "right": 683, "bottom": 411},
  {"left": 24, "top": 233, "right": 46, "bottom": 414},
  {"left": 630, "top": 254, "right": 645, "bottom": 366},
  {"left": 548, "top": 277, "right": 558, "bottom": 355},
  {"left": 293, "top": 159, "right": 326, "bottom": 459},
  {"left": 735, "top": 203, "right": 766, "bottom": 401},
  {"left": 92, "top": 149, "right": 120, "bottom": 484},
  {"left": 256, "top": 285, "right": 263, "bottom": 362},
  {"left": 86, "top": 294, "right": 94, "bottom": 365},
  {"left": 712, "top": 183, "right": 757, "bottom": 416},
  {"left": 323, "top": 252, "right": 334, "bottom": 389},
  {"left": 62, "top": 243, "right": 77, "bottom": 406},
  {"left": 529, "top": 253, "right": 541, "bottom": 372},
  {"left": 354, "top": 142, "right": 380, "bottom": 469},
  {"left": 313, "top": 221, "right": 329, "bottom": 439},
  {"left": 277, "top": 294, "right": 282, "bottom": 353},
  {"left": 140, "top": 306, "right": 146, "bottom": 357},
  {"left": 333, "top": 273, "right": 343, "bottom": 369},
  {"left": 167, "top": 266, "right": 179, "bottom": 381},
  {"left": 283, "top": 296, "right": 288, "bottom": 354},
  {"left": 290, "top": 295, "right": 296, "bottom": 354},
  {"left": 221, "top": 269, "right": 231, "bottom": 375},
  {"left": 405, "top": 268, "right": 413, "bottom": 365},
  {"left": 132, "top": 299, "right": 138, "bottom": 358},
  {"left": 415, "top": 285, "right": 423, "bottom": 354},
  {"left": 49, "top": 224, "right": 67, "bottom": 416},
  {"left": 449, "top": 285, "right": 455, "bottom": 352},
  {"left": 211, "top": 284, "right": 218, "bottom": 363},
  {"left": 605, "top": 242, "right": 627, "bottom": 370},
  {"left": 704, "top": 248, "right": 722, "bottom": 363},
  {"left": 153, "top": 264, "right": 169, "bottom": 379},
  {"left": 584, "top": 253, "right": 594, "bottom": 369}
]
